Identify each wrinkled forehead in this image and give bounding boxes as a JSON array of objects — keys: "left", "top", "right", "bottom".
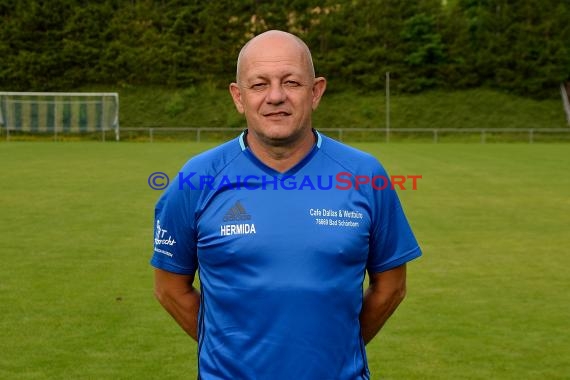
[{"left": 236, "top": 33, "right": 315, "bottom": 81}]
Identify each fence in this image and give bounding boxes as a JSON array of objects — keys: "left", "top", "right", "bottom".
[
  {"left": 117, "top": 127, "right": 570, "bottom": 144},
  {"left": 2, "top": 126, "right": 570, "bottom": 143}
]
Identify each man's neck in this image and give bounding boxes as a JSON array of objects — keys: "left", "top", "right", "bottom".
[{"left": 245, "top": 129, "right": 316, "bottom": 173}]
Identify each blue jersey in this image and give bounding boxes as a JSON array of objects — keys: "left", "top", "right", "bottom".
[{"left": 151, "top": 131, "right": 421, "bottom": 380}]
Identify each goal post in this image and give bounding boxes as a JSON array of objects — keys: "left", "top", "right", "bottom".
[
  {"left": 561, "top": 82, "right": 570, "bottom": 126},
  {"left": 0, "top": 92, "right": 120, "bottom": 141}
]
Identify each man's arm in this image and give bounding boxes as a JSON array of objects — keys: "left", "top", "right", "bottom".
[
  {"left": 359, "top": 264, "right": 407, "bottom": 345},
  {"left": 154, "top": 268, "right": 201, "bottom": 341}
]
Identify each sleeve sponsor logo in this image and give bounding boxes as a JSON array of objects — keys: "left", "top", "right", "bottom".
[{"left": 154, "top": 220, "right": 177, "bottom": 257}]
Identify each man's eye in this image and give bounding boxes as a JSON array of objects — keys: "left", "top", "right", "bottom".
[
  {"left": 251, "top": 83, "right": 267, "bottom": 90},
  {"left": 284, "top": 81, "right": 301, "bottom": 87}
]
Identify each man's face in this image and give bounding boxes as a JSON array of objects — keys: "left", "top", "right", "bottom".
[{"left": 230, "top": 35, "right": 326, "bottom": 146}]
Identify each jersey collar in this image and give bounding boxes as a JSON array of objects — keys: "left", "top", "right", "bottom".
[
  {"left": 238, "top": 129, "right": 322, "bottom": 151},
  {"left": 239, "top": 129, "right": 322, "bottom": 176}
]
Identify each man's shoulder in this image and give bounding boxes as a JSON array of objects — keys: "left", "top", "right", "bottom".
[
  {"left": 180, "top": 134, "right": 244, "bottom": 175},
  {"left": 318, "top": 132, "right": 383, "bottom": 172}
]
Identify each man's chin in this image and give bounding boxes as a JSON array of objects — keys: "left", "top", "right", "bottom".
[
  {"left": 248, "top": 124, "right": 312, "bottom": 148},
  {"left": 258, "top": 130, "right": 304, "bottom": 147}
]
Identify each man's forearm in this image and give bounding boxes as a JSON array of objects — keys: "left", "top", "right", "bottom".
[
  {"left": 360, "top": 286, "right": 405, "bottom": 344},
  {"left": 154, "top": 270, "right": 201, "bottom": 341},
  {"left": 156, "top": 287, "right": 201, "bottom": 340},
  {"left": 359, "top": 266, "right": 407, "bottom": 344}
]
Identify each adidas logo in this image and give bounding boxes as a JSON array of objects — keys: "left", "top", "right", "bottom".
[
  {"left": 221, "top": 201, "right": 256, "bottom": 236},
  {"left": 223, "top": 201, "right": 252, "bottom": 222}
]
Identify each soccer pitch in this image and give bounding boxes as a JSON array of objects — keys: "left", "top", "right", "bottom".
[{"left": 0, "top": 141, "right": 568, "bottom": 379}]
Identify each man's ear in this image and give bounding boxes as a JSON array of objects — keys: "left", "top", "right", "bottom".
[
  {"left": 311, "top": 77, "right": 327, "bottom": 111},
  {"left": 229, "top": 83, "right": 245, "bottom": 114}
]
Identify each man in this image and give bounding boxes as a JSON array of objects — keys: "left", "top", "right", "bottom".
[{"left": 151, "top": 30, "right": 421, "bottom": 379}]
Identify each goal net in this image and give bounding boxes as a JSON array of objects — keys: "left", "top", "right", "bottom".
[{"left": 0, "top": 92, "right": 120, "bottom": 140}]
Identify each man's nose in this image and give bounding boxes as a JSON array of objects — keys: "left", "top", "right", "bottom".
[{"left": 266, "top": 84, "right": 286, "bottom": 104}]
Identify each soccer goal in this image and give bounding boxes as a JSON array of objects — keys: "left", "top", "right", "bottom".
[{"left": 0, "top": 92, "right": 120, "bottom": 141}]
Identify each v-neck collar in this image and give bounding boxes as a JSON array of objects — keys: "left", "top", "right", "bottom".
[{"left": 239, "top": 129, "right": 322, "bottom": 177}]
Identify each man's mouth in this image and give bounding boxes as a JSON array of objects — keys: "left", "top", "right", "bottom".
[{"left": 264, "top": 111, "right": 291, "bottom": 117}]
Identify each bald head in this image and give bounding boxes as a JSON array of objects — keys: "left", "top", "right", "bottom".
[{"left": 236, "top": 30, "right": 315, "bottom": 83}]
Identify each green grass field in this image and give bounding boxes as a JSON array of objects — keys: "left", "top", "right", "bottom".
[{"left": 1, "top": 141, "right": 569, "bottom": 379}]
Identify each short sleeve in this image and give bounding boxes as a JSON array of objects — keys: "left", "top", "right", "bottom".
[
  {"left": 150, "top": 174, "right": 198, "bottom": 275},
  {"left": 367, "top": 165, "right": 422, "bottom": 273}
]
